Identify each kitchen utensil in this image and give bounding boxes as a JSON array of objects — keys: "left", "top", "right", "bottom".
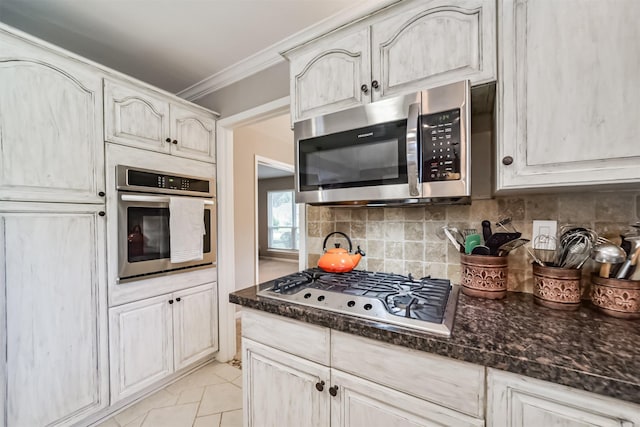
[
  {"left": 496, "top": 217, "right": 518, "bottom": 233},
  {"left": 481, "top": 220, "right": 492, "bottom": 243},
  {"left": 440, "top": 226, "right": 463, "bottom": 252},
  {"left": 497, "top": 238, "right": 530, "bottom": 256},
  {"left": 471, "top": 245, "right": 491, "bottom": 255},
  {"left": 591, "top": 242, "right": 626, "bottom": 278},
  {"left": 615, "top": 236, "right": 640, "bottom": 279},
  {"left": 533, "top": 234, "right": 556, "bottom": 265},
  {"left": 485, "top": 232, "right": 521, "bottom": 256},
  {"left": 555, "top": 227, "right": 596, "bottom": 268},
  {"left": 464, "top": 233, "right": 482, "bottom": 254},
  {"left": 318, "top": 231, "right": 365, "bottom": 273}
]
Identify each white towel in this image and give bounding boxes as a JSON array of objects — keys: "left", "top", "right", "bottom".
[{"left": 169, "top": 196, "right": 206, "bottom": 263}]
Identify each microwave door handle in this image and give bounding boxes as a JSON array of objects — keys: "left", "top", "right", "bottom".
[
  {"left": 406, "top": 102, "right": 421, "bottom": 197},
  {"left": 120, "top": 194, "right": 214, "bottom": 205}
]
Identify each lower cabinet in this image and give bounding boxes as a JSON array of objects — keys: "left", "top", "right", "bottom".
[
  {"left": 488, "top": 369, "right": 640, "bottom": 427},
  {"left": 109, "top": 282, "right": 218, "bottom": 402},
  {"left": 241, "top": 309, "right": 483, "bottom": 427},
  {"left": 0, "top": 203, "right": 108, "bottom": 427}
]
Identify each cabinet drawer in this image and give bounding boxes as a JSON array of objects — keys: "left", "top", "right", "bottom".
[
  {"left": 331, "top": 331, "right": 485, "bottom": 418},
  {"left": 241, "top": 309, "right": 330, "bottom": 365}
]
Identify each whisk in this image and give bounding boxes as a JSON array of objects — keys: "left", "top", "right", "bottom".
[
  {"left": 533, "top": 234, "right": 556, "bottom": 265},
  {"left": 555, "top": 229, "right": 596, "bottom": 268}
]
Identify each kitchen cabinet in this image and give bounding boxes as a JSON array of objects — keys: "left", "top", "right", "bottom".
[
  {"left": 241, "top": 309, "right": 484, "bottom": 427},
  {"left": 0, "top": 203, "right": 108, "bottom": 427},
  {"left": 0, "top": 29, "right": 105, "bottom": 204},
  {"left": 104, "top": 79, "right": 217, "bottom": 163},
  {"left": 488, "top": 369, "right": 640, "bottom": 426},
  {"left": 109, "top": 282, "right": 218, "bottom": 402},
  {"left": 284, "top": 0, "right": 496, "bottom": 122},
  {"left": 497, "top": 0, "right": 640, "bottom": 191}
]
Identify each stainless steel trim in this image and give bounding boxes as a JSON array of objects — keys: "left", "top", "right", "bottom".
[
  {"left": 406, "top": 102, "right": 421, "bottom": 197},
  {"left": 120, "top": 194, "right": 215, "bottom": 205}
]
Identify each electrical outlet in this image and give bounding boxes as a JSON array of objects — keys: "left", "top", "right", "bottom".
[{"left": 532, "top": 220, "right": 558, "bottom": 249}]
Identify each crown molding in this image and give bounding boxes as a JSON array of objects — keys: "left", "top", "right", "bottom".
[{"left": 177, "top": 0, "right": 401, "bottom": 102}]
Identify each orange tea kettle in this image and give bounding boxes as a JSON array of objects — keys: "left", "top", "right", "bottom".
[{"left": 318, "top": 231, "right": 365, "bottom": 273}]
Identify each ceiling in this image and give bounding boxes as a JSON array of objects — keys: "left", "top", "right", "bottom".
[{"left": 0, "top": 0, "right": 361, "bottom": 94}]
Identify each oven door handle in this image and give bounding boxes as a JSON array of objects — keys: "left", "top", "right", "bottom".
[
  {"left": 406, "top": 102, "right": 421, "bottom": 197},
  {"left": 120, "top": 194, "right": 214, "bottom": 205}
]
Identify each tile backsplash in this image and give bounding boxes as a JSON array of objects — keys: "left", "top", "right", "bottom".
[{"left": 306, "top": 191, "right": 640, "bottom": 294}]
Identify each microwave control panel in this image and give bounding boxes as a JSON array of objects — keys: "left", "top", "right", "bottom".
[
  {"left": 421, "top": 108, "right": 461, "bottom": 182},
  {"left": 127, "top": 169, "right": 211, "bottom": 193}
]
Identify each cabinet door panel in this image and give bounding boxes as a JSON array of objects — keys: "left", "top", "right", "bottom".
[
  {"left": 0, "top": 36, "right": 104, "bottom": 203},
  {"left": 498, "top": 0, "right": 640, "bottom": 189},
  {"left": 243, "top": 338, "right": 330, "bottom": 427},
  {"left": 488, "top": 369, "right": 640, "bottom": 427},
  {"left": 170, "top": 104, "right": 216, "bottom": 163},
  {"left": 173, "top": 283, "right": 218, "bottom": 369},
  {"left": 372, "top": 0, "right": 496, "bottom": 100},
  {"left": 104, "top": 79, "right": 171, "bottom": 153},
  {"left": 331, "top": 369, "right": 484, "bottom": 427},
  {"left": 290, "top": 28, "right": 371, "bottom": 122},
  {"left": 109, "top": 294, "right": 174, "bottom": 402},
  {"left": 2, "top": 207, "right": 107, "bottom": 426}
]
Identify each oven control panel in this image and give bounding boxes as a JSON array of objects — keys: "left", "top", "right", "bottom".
[
  {"left": 117, "top": 166, "right": 215, "bottom": 195},
  {"left": 421, "top": 108, "right": 461, "bottom": 182}
]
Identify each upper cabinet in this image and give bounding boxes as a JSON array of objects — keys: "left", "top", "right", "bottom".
[
  {"left": 497, "top": 0, "right": 640, "bottom": 191},
  {"left": 105, "top": 79, "right": 217, "bottom": 163},
  {"left": 0, "top": 30, "right": 105, "bottom": 204},
  {"left": 284, "top": 0, "right": 496, "bottom": 122}
]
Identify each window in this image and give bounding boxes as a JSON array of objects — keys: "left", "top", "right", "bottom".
[{"left": 267, "top": 190, "right": 299, "bottom": 251}]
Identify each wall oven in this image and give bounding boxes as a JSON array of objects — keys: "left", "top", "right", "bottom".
[
  {"left": 117, "top": 165, "right": 216, "bottom": 282},
  {"left": 294, "top": 80, "right": 470, "bottom": 205}
]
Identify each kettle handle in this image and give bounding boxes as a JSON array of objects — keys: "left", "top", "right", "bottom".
[{"left": 322, "top": 231, "right": 353, "bottom": 253}]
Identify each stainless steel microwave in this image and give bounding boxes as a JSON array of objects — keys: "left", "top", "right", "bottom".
[
  {"left": 294, "top": 80, "right": 470, "bottom": 206},
  {"left": 116, "top": 165, "right": 216, "bottom": 282}
]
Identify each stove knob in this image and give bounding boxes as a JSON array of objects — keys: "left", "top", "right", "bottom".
[
  {"left": 329, "top": 385, "right": 339, "bottom": 397},
  {"left": 363, "top": 303, "right": 372, "bottom": 311},
  {"left": 304, "top": 293, "right": 311, "bottom": 299},
  {"left": 317, "top": 295, "right": 325, "bottom": 302},
  {"left": 315, "top": 381, "right": 325, "bottom": 392},
  {"left": 347, "top": 301, "right": 355, "bottom": 307}
]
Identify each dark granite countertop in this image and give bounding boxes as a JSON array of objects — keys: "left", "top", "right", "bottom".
[{"left": 230, "top": 285, "right": 640, "bottom": 406}]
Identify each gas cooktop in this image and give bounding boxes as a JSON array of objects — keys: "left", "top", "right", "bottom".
[{"left": 257, "top": 268, "right": 459, "bottom": 336}]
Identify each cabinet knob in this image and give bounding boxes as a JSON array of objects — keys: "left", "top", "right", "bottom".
[
  {"left": 98, "top": 211, "right": 106, "bottom": 217},
  {"left": 502, "top": 156, "right": 514, "bottom": 166},
  {"left": 172, "top": 139, "right": 178, "bottom": 145},
  {"left": 165, "top": 138, "right": 171, "bottom": 143},
  {"left": 168, "top": 299, "right": 174, "bottom": 304},
  {"left": 315, "top": 381, "right": 325, "bottom": 392},
  {"left": 98, "top": 191, "right": 105, "bottom": 197},
  {"left": 360, "top": 84, "right": 369, "bottom": 94},
  {"left": 371, "top": 80, "right": 379, "bottom": 89},
  {"left": 329, "top": 385, "right": 338, "bottom": 396},
  {"left": 176, "top": 297, "right": 181, "bottom": 302}
]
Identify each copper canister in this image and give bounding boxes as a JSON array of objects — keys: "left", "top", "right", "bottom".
[
  {"left": 591, "top": 274, "right": 640, "bottom": 319},
  {"left": 533, "top": 263, "right": 582, "bottom": 310},
  {"left": 460, "top": 254, "right": 508, "bottom": 299}
]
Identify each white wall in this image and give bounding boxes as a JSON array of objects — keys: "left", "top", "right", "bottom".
[{"left": 233, "top": 121, "right": 294, "bottom": 289}]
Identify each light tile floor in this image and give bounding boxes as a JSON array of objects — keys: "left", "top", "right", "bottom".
[{"left": 96, "top": 361, "right": 242, "bottom": 427}]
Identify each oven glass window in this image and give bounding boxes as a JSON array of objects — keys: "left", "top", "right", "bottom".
[{"left": 127, "top": 207, "right": 211, "bottom": 262}]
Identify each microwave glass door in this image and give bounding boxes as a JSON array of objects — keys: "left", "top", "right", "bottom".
[
  {"left": 126, "top": 206, "right": 212, "bottom": 264},
  {"left": 298, "top": 119, "right": 408, "bottom": 191}
]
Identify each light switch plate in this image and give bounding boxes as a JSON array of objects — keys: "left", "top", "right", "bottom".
[{"left": 532, "top": 220, "right": 558, "bottom": 249}]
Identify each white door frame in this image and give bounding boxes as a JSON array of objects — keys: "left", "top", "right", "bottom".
[
  {"left": 254, "top": 156, "right": 304, "bottom": 285},
  {"left": 216, "top": 96, "right": 307, "bottom": 361}
]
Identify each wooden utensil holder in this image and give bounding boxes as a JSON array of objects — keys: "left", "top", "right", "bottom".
[
  {"left": 460, "top": 254, "right": 508, "bottom": 299},
  {"left": 590, "top": 274, "right": 640, "bottom": 319},
  {"left": 532, "top": 264, "right": 582, "bottom": 311}
]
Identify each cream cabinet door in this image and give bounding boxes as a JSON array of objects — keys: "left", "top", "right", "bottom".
[
  {"left": 331, "top": 369, "right": 484, "bottom": 427},
  {"left": 169, "top": 104, "right": 217, "bottom": 163},
  {"left": 104, "top": 79, "right": 171, "bottom": 153},
  {"left": 488, "top": 369, "right": 640, "bottom": 427},
  {"left": 0, "top": 32, "right": 105, "bottom": 204},
  {"left": 288, "top": 27, "right": 371, "bottom": 122},
  {"left": 371, "top": 0, "right": 496, "bottom": 101},
  {"left": 109, "top": 294, "right": 174, "bottom": 402},
  {"left": 497, "top": 0, "right": 640, "bottom": 190},
  {"left": 173, "top": 283, "right": 218, "bottom": 370},
  {"left": 243, "top": 338, "right": 330, "bottom": 427},
  {"left": 1, "top": 204, "right": 108, "bottom": 427}
]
